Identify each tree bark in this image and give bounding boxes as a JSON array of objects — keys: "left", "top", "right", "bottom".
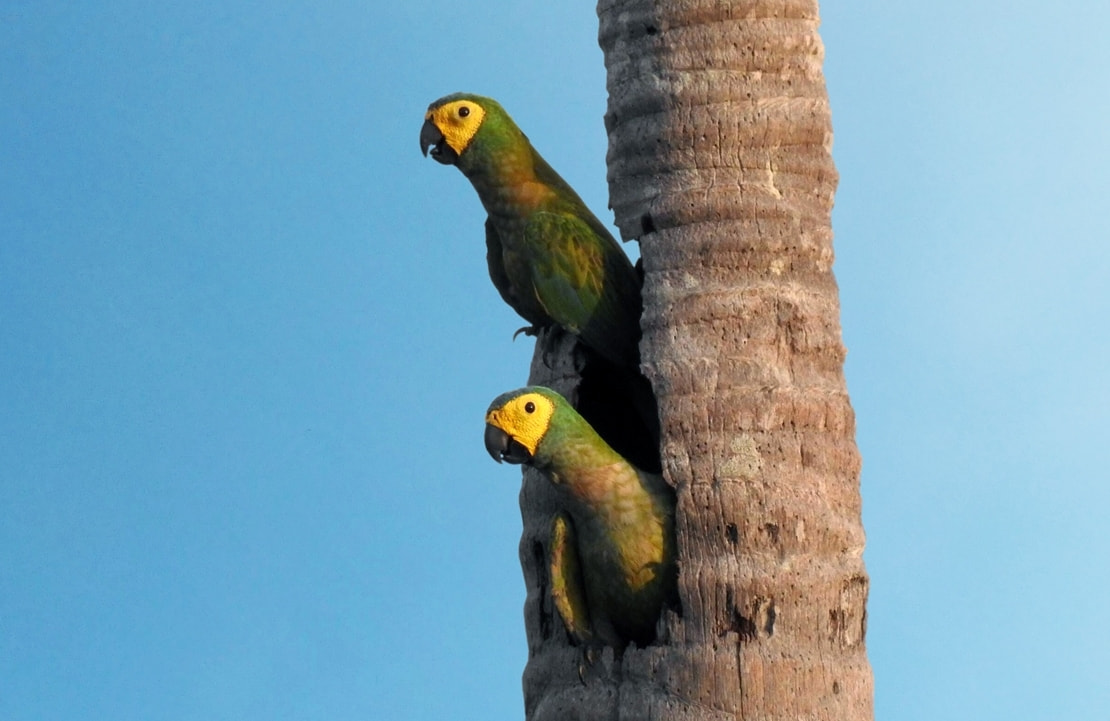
[{"left": 519, "top": 1, "right": 872, "bottom": 719}]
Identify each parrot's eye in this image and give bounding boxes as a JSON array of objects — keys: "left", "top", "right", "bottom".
[
  {"left": 524, "top": 401, "right": 536, "bottom": 413},
  {"left": 458, "top": 106, "right": 470, "bottom": 118}
]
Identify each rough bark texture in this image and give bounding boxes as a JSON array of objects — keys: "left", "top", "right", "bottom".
[{"left": 518, "top": 1, "right": 872, "bottom": 719}]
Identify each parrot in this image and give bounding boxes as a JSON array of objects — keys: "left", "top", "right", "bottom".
[
  {"left": 484, "top": 386, "right": 677, "bottom": 652},
  {"left": 420, "top": 93, "right": 644, "bottom": 369}
]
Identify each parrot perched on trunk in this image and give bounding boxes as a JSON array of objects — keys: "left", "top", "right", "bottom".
[
  {"left": 484, "top": 386, "right": 677, "bottom": 651},
  {"left": 420, "top": 93, "right": 643, "bottom": 369}
]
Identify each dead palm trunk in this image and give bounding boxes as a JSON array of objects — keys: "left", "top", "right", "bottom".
[{"left": 519, "top": 1, "right": 872, "bottom": 718}]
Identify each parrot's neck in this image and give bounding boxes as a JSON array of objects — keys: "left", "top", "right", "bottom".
[
  {"left": 539, "top": 426, "right": 634, "bottom": 507},
  {"left": 460, "top": 145, "right": 554, "bottom": 218}
]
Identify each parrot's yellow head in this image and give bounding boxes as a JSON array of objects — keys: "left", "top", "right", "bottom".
[
  {"left": 420, "top": 95, "right": 487, "bottom": 164},
  {"left": 484, "top": 388, "right": 557, "bottom": 465}
]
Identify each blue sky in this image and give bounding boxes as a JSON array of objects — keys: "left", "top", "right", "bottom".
[{"left": 2, "top": 2, "right": 1108, "bottom": 719}]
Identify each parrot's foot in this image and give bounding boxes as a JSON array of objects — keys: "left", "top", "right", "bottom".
[
  {"left": 570, "top": 341, "right": 589, "bottom": 374},
  {"left": 537, "top": 326, "right": 574, "bottom": 370},
  {"left": 576, "top": 645, "right": 601, "bottom": 685},
  {"left": 514, "top": 324, "right": 568, "bottom": 370},
  {"left": 512, "top": 324, "right": 542, "bottom": 340}
]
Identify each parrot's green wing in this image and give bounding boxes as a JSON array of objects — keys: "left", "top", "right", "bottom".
[
  {"left": 524, "top": 211, "right": 640, "bottom": 366},
  {"left": 485, "top": 219, "right": 528, "bottom": 323},
  {"left": 488, "top": 218, "right": 553, "bottom": 332},
  {"left": 524, "top": 211, "right": 604, "bottom": 332},
  {"left": 548, "top": 513, "right": 594, "bottom": 646}
]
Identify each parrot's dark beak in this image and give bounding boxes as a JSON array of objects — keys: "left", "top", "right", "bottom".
[
  {"left": 420, "top": 119, "right": 457, "bottom": 165},
  {"left": 484, "top": 423, "right": 532, "bottom": 465}
]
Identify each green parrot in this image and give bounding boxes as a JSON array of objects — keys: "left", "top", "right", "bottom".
[
  {"left": 484, "top": 386, "right": 677, "bottom": 651},
  {"left": 420, "top": 93, "right": 643, "bottom": 369}
]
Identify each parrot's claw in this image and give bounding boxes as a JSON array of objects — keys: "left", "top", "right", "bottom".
[
  {"left": 570, "top": 341, "right": 589, "bottom": 374},
  {"left": 538, "top": 326, "right": 571, "bottom": 370},
  {"left": 512, "top": 324, "right": 542, "bottom": 341},
  {"left": 511, "top": 325, "right": 564, "bottom": 369},
  {"left": 577, "top": 645, "right": 600, "bottom": 684}
]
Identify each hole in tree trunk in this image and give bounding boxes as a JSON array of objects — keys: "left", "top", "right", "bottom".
[{"left": 574, "top": 351, "right": 661, "bottom": 474}]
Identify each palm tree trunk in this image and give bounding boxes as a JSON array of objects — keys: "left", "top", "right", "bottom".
[{"left": 520, "top": 1, "right": 872, "bottom": 718}]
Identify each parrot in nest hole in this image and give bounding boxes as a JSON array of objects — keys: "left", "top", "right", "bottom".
[
  {"left": 484, "top": 386, "right": 677, "bottom": 651},
  {"left": 420, "top": 93, "right": 644, "bottom": 369}
]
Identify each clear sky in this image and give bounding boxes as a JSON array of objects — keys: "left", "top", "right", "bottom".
[{"left": 2, "top": 2, "right": 1107, "bottom": 719}]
